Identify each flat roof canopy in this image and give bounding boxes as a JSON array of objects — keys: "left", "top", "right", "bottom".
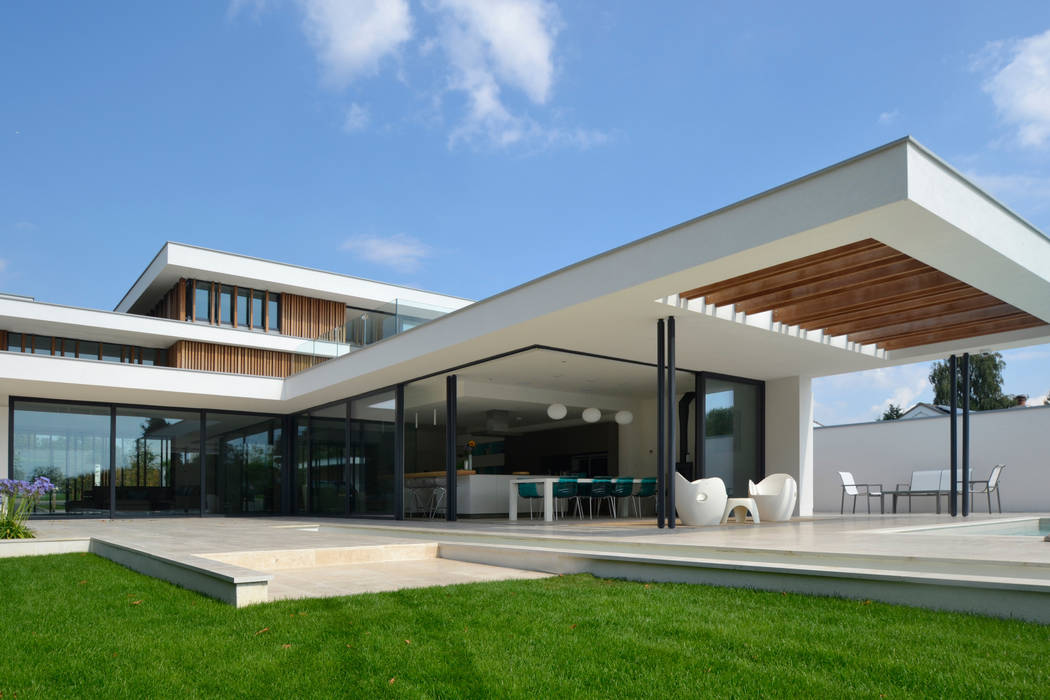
[{"left": 680, "top": 239, "right": 1048, "bottom": 351}]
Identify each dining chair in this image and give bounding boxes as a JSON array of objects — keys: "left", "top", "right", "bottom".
[
  {"left": 611, "top": 478, "right": 635, "bottom": 518},
  {"left": 630, "top": 477, "right": 657, "bottom": 517},
  {"left": 553, "top": 478, "right": 581, "bottom": 519},
  {"left": 516, "top": 482, "right": 544, "bottom": 520},
  {"left": 838, "top": 471, "right": 883, "bottom": 514},
  {"left": 589, "top": 477, "right": 615, "bottom": 517},
  {"left": 970, "top": 465, "right": 1005, "bottom": 513}
]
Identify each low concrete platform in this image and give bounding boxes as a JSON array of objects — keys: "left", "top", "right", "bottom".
[{"left": 6, "top": 512, "right": 1050, "bottom": 620}]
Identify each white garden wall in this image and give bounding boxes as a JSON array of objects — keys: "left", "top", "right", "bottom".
[{"left": 813, "top": 405, "right": 1050, "bottom": 513}]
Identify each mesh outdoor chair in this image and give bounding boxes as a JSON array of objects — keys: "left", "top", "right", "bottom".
[
  {"left": 970, "top": 465, "right": 1005, "bottom": 513},
  {"left": 516, "top": 482, "right": 544, "bottom": 520},
  {"left": 589, "top": 477, "right": 615, "bottom": 518},
  {"left": 610, "top": 478, "right": 635, "bottom": 518},
  {"left": 630, "top": 477, "right": 657, "bottom": 518},
  {"left": 838, "top": 471, "right": 884, "bottom": 514},
  {"left": 553, "top": 478, "right": 580, "bottom": 519}
]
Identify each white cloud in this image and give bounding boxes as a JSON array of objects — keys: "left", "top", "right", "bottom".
[
  {"left": 341, "top": 233, "right": 429, "bottom": 272},
  {"left": 977, "top": 28, "right": 1050, "bottom": 147},
  {"left": 877, "top": 109, "right": 899, "bottom": 125},
  {"left": 429, "top": 0, "right": 575, "bottom": 147},
  {"left": 343, "top": 102, "right": 370, "bottom": 132},
  {"left": 299, "top": 0, "right": 413, "bottom": 87}
]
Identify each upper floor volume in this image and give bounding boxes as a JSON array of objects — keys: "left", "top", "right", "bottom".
[{"left": 0, "top": 242, "right": 473, "bottom": 378}]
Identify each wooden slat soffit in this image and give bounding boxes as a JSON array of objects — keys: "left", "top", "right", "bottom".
[{"left": 679, "top": 239, "right": 1048, "bottom": 351}]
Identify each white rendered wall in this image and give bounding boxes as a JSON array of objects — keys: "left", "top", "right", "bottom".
[
  {"left": 764, "top": 376, "right": 814, "bottom": 516},
  {"left": 813, "top": 406, "right": 1050, "bottom": 513}
]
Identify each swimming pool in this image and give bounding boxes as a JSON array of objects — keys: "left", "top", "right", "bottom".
[{"left": 916, "top": 518, "right": 1050, "bottom": 537}]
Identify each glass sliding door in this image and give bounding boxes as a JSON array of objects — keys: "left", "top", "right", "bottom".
[
  {"left": 403, "top": 378, "right": 447, "bottom": 518},
  {"left": 349, "top": 390, "right": 396, "bottom": 516},
  {"left": 309, "top": 404, "right": 348, "bottom": 516},
  {"left": 115, "top": 408, "right": 201, "bottom": 515},
  {"left": 700, "top": 374, "right": 763, "bottom": 497},
  {"left": 11, "top": 401, "right": 111, "bottom": 516},
  {"left": 204, "top": 413, "right": 282, "bottom": 515}
]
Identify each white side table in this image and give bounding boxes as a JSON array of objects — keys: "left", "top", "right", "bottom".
[{"left": 721, "top": 497, "right": 761, "bottom": 524}]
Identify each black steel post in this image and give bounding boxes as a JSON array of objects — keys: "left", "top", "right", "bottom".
[
  {"left": 949, "top": 355, "right": 958, "bottom": 517},
  {"left": 667, "top": 316, "right": 676, "bottom": 528},
  {"left": 394, "top": 384, "right": 405, "bottom": 520},
  {"left": 656, "top": 319, "right": 665, "bottom": 528},
  {"left": 962, "top": 353, "right": 970, "bottom": 517},
  {"left": 109, "top": 407, "right": 117, "bottom": 519},
  {"left": 445, "top": 375, "right": 458, "bottom": 521},
  {"left": 199, "top": 410, "right": 207, "bottom": 516}
]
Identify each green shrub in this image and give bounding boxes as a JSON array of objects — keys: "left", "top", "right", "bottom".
[{"left": 0, "top": 517, "right": 35, "bottom": 539}]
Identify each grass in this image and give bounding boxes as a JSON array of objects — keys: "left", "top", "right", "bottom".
[{"left": 4, "top": 554, "right": 1048, "bottom": 698}]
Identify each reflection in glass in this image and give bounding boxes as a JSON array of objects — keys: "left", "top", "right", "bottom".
[
  {"left": 703, "top": 377, "right": 761, "bottom": 497},
  {"left": 237, "top": 289, "right": 249, "bottom": 327},
  {"left": 219, "top": 286, "right": 233, "bottom": 326},
  {"left": 194, "top": 282, "right": 211, "bottom": 322},
  {"left": 252, "top": 291, "right": 264, "bottom": 329},
  {"left": 309, "top": 404, "right": 347, "bottom": 515},
  {"left": 115, "top": 408, "right": 201, "bottom": 514},
  {"left": 204, "top": 413, "right": 282, "bottom": 515},
  {"left": 404, "top": 378, "right": 447, "bottom": 517},
  {"left": 267, "top": 296, "right": 279, "bottom": 331},
  {"left": 295, "top": 416, "right": 308, "bottom": 513},
  {"left": 12, "top": 401, "right": 111, "bottom": 516},
  {"left": 349, "top": 391, "right": 396, "bottom": 516}
]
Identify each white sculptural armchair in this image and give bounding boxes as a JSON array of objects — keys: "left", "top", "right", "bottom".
[
  {"left": 673, "top": 472, "right": 728, "bottom": 526},
  {"left": 747, "top": 473, "right": 798, "bottom": 522}
]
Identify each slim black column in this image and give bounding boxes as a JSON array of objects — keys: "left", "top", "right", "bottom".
[
  {"left": 694, "top": 373, "right": 703, "bottom": 480},
  {"left": 445, "top": 375, "right": 458, "bottom": 521},
  {"left": 656, "top": 319, "right": 665, "bottom": 528},
  {"left": 394, "top": 384, "right": 405, "bottom": 520},
  {"left": 949, "top": 355, "right": 958, "bottom": 517},
  {"left": 962, "top": 353, "right": 970, "bottom": 517},
  {"left": 109, "top": 407, "right": 117, "bottom": 519},
  {"left": 666, "top": 316, "right": 676, "bottom": 529},
  {"left": 199, "top": 411, "right": 207, "bottom": 516}
]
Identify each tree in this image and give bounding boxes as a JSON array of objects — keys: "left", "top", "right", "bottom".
[
  {"left": 879, "top": 403, "right": 904, "bottom": 421},
  {"left": 928, "top": 352, "right": 1013, "bottom": 411}
]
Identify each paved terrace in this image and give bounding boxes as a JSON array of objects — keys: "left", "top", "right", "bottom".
[{"left": 6, "top": 513, "right": 1049, "bottom": 621}]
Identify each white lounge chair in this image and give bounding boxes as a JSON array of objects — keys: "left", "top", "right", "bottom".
[
  {"left": 673, "top": 472, "right": 727, "bottom": 526},
  {"left": 748, "top": 473, "right": 797, "bottom": 521},
  {"left": 838, "top": 471, "right": 883, "bottom": 514}
]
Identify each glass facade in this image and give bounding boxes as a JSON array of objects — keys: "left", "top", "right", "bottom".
[
  {"left": 701, "top": 375, "right": 763, "bottom": 497},
  {"left": 115, "top": 408, "right": 201, "bottom": 515},
  {"left": 307, "top": 404, "right": 347, "bottom": 515},
  {"left": 2, "top": 333, "right": 167, "bottom": 366},
  {"left": 181, "top": 279, "right": 280, "bottom": 333},
  {"left": 11, "top": 401, "right": 111, "bottom": 516},
  {"left": 205, "top": 413, "right": 282, "bottom": 515},
  {"left": 403, "top": 378, "right": 447, "bottom": 517},
  {"left": 349, "top": 390, "right": 396, "bottom": 516}
]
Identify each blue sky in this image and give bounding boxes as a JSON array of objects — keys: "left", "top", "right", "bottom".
[{"left": 3, "top": 1, "right": 1050, "bottom": 424}]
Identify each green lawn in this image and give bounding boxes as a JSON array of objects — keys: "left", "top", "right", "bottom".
[{"left": 4, "top": 554, "right": 1047, "bottom": 698}]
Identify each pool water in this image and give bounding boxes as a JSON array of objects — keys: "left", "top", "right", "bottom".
[{"left": 922, "top": 518, "right": 1050, "bottom": 537}]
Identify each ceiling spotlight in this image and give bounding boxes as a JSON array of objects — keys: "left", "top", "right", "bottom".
[{"left": 547, "top": 403, "right": 568, "bottom": 420}]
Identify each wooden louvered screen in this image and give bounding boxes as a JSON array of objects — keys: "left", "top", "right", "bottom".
[
  {"left": 167, "top": 340, "right": 325, "bottom": 378},
  {"left": 280, "top": 293, "right": 345, "bottom": 341},
  {"left": 0, "top": 330, "right": 6, "bottom": 351},
  {"left": 147, "top": 279, "right": 186, "bottom": 321},
  {"left": 681, "top": 239, "right": 1048, "bottom": 351}
]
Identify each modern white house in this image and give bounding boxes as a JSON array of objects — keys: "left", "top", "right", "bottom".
[{"left": 4, "top": 137, "right": 1050, "bottom": 523}]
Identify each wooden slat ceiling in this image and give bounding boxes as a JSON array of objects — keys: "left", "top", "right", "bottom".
[{"left": 680, "top": 239, "right": 1048, "bottom": 351}]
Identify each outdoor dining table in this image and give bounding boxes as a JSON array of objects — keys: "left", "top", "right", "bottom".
[{"left": 508, "top": 477, "right": 646, "bottom": 522}]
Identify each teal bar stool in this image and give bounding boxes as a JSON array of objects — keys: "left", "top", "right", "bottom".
[{"left": 516, "top": 482, "right": 544, "bottom": 520}]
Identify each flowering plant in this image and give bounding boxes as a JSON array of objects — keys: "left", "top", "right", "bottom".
[{"left": 0, "top": 477, "right": 56, "bottom": 539}]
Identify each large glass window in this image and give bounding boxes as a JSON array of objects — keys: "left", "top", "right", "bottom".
[
  {"left": 219, "top": 286, "right": 233, "bottom": 326},
  {"left": 6, "top": 333, "right": 21, "bottom": 352},
  {"left": 194, "top": 282, "right": 211, "bottom": 322},
  {"left": 115, "top": 408, "right": 201, "bottom": 515},
  {"left": 308, "top": 404, "right": 347, "bottom": 515},
  {"left": 701, "top": 375, "right": 762, "bottom": 497},
  {"left": 236, "top": 288, "right": 249, "bottom": 328},
  {"left": 12, "top": 401, "right": 111, "bottom": 516},
  {"left": 32, "top": 335, "right": 51, "bottom": 355},
  {"left": 79, "top": 341, "right": 99, "bottom": 360},
  {"left": 350, "top": 390, "right": 396, "bottom": 516},
  {"left": 204, "top": 413, "right": 282, "bottom": 515},
  {"left": 267, "top": 295, "right": 280, "bottom": 331},
  {"left": 251, "top": 291, "right": 265, "bottom": 330}
]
